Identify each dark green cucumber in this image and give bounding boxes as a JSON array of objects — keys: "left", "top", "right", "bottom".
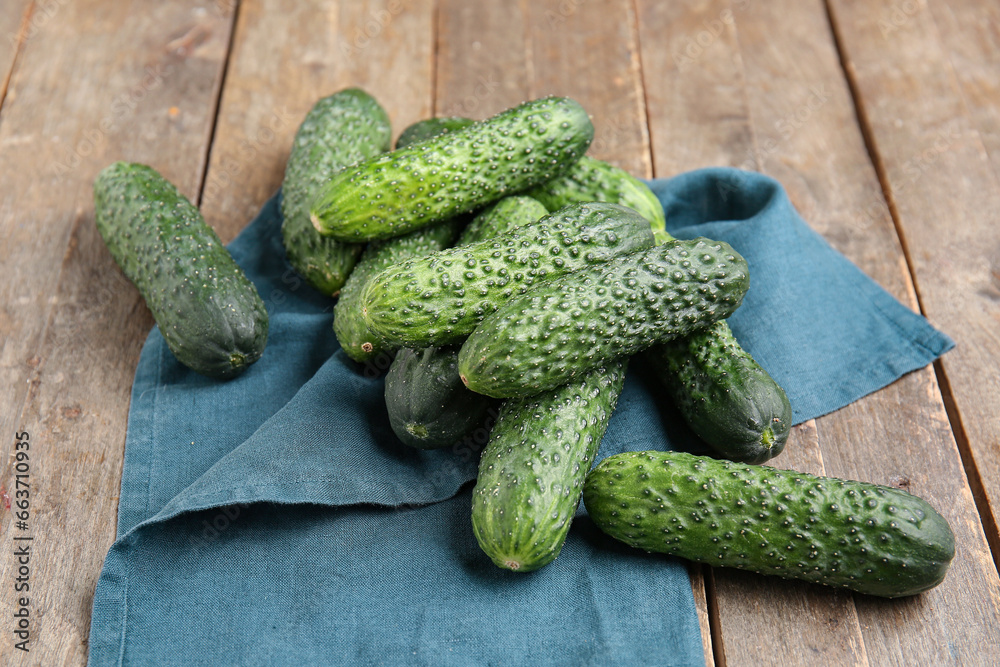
[
  {"left": 395, "top": 116, "right": 474, "bottom": 149},
  {"left": 384, "top": 195, "right": 548, "bottom": 448},
  {"left": 525, "top": 155, "right": 667, "bottom": 242},
  {"left": 281, "top": 88, "right": 391, "bottom": 295},
  {"left": 332, "top": 117, "right": 475, "bottom": 363},
  {"left": 456, "top": 195, "right": 549, "bottom": 245},
  {"left": 362, "top": 202, "right": 655, "bottom": 348},
  {"left": 310, "top": 96, "right": 594, "bottom": 242},
  {"left": 94, "top": 162, "right": 268, "bottom": 379},
  {"left": 385, "top": 346, "right": 497, "bottom": 449},
  {"left": 459, "top": 238, "right": 749, "bottom": 398},
  {"left": 472, "top": 361, "right": 627, "bottom": 572},
  {"left": 646, "top": 320, "right": 792, "bottom": 463},
  {"left": 583, "top": 451, "right": 955, "bottom": 598},
  {"left": 334, "top": 221, "right": 462, "bottom": 362}
]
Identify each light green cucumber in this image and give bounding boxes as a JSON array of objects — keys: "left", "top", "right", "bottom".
[
  {"left": 458, "top": 238, "right": 749, "bottom": 398},
  {"left": 395, "top": 116, "right": 474, "bottom": 149},
  {"left": 94, "top": 162, "right": 268, "bottom": 379},
  {"left": 472, "top": 361, "right": 627, "bottom": 572},
  {"left": 310, "top": 96, "right": 594, "bottom": 242},
  {"left": 583, "top": 451, "right": 955, "bottom": 598},
  {"left": 281, "top": 88, "right": 391, "bottom": 295},
  {"left": 361, "top": 202, "right": 656, "bottom": 348},
  {"left": 526, "top": 155, "right": 667, "bottom": 242}
]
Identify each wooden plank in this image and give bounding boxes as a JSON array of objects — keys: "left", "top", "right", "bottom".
[
  {"left": 524, "top": 0, "right": 650, "bottom": 177},
  {"left": 825, "top": 0, "right": 1000, "bottom": 656},
  {"left": 733, "top": 0, "right": 1000, "bottom": 663},
  {"left": 0, "top": 1, "right": 237, "bottom": 664},
  {"left": 639, "top": 0, "right": 1000, "bottom": 663},
  {"left": 0, "top": 0, "right": 30, "bottom": 109},
  {"left": 200, "top": 0, "right": 435, "bottom": 241}
]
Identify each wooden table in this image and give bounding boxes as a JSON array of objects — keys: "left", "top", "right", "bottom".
[{"left": 2, "top": 1, "right": 999, "bottom": 664}]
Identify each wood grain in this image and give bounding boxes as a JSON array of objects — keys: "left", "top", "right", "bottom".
[
  {"left": 200, "top": 0, "right": 436, "bottom": 241},
  {"left": 0, "top": 0, "right": 31, "bottom": 109},
  {"left": 640, "top": 0, "right": 1000, "bottom": 663},
  {"left": 828, "top": 0, "right": 1000, "bottom": 574},
  {"left": 0, "top": 2, "right": 236, "bottom": 664}
]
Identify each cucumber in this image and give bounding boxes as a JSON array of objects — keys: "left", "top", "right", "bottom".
[
  {"left": 472, "top": 361, "right": 627, "bottom": 572},
  {"left": 310, "top": 96, "right": 594, "bottom": 242},
  {"left": 525, "top": 155, "right": 667, "bottom": 242},
  {"left": 458, "top": 238, "right": 749, "bottom": 398},
  {"left": 333, "top": 220, "right": 462, "bottom": 363},
  {"left": 385, "top": 346, "right": 497, "bottom": 449},
  {"left": 645, "top": 320, "right": 792, "bottom": 463},
  {"left": 384, "top": 195, "right": 547, "bottom": 449},
  {"left": 94, "top": 162, "right": 268, "bottom": 379},
  {"left": 456, "top": 195, "right": 549, "bottom": 245},
  {"left": 281, "top": 88, "right": 391, "bottom": 295},
  {"left": 583, "top": 451, "right": 955, "bottom": 598},
  {"left": 332, "top": 117, "right": 476, "bottom": 363},
  {"left": 362, "top": 202, "right": 656, "bottom": 348},
  {"left": 395, "top": 116, "right": 474, "bottom": 149}
]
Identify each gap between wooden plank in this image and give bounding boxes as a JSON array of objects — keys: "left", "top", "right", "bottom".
[
  {"left": 822, "top": 0, "right": 1000, "bottom": 574},
  {"left": 0, "top": 2, "right": 33, "bottom": 128},
  {"left": 196, "top": 0, "right": 242, "bottom": 207}
]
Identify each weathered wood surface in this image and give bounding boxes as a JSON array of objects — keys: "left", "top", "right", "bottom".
[
  {"left": 829, "top": 0, "right": 1000, "bottom": 576},
  {"left": 1, "top": 0, "right": 999, "bottom": 665},
  {"left": 0, "top": 1, "right": 238, "bottom": 664}
]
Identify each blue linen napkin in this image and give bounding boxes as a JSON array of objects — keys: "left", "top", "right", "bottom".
[{"left": 88, "top": 167, "right": 953, "bottom": 666}]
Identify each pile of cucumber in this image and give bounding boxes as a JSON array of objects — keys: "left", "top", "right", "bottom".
[{"left": 93, "top": 89, "right": 954, "bottom": 599}]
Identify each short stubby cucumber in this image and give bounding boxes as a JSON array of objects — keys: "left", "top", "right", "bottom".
[
  {"left": 395, "top": 116, "right": 474, "bottom": 149},
  {"left": 646, "top": 320, "right": 792, "bottom": 463},
  {"left": 583, "top": 451, "right": 955, "bottom": 598},
  {"left": 332, "top": 117, "right": 473, "bottom": 363},
  {"left": 472, "top": 361, "right": 627, "bottom": 572},
  {"left": 333, "top": 220, "right": 462, "bottom": 362},
  {"left": 459, "top": 238, "right": 749, "bottom": 398},
  {"left": 362, "top": 202, "right": 655, "bottom": 347},
  {"left": 94, "top": 162, "right": 268, "bottom": 379},
  {"left": 385, "top": 346, "right": 497, "bottom": 449},
  {"left": 456, "top": 195, "right": 549, "bottom": 245},
  {"left": 281, "top": 88, "right": 391, "bottom": 295},
  {"left": 525, "top": 155, "right": 667, "bottom": 242},
  {"left": 310, "top": 96, "right": 594, "bottom": 242}
]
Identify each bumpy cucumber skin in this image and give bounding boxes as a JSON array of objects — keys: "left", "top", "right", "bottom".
[
  {"left": 472, "top": 361, "right": 627, "bottom": 572},
  {"left": 310, "top": 96, "right": 594, "bottom": 242},
  {"left": 525, "top": 155, "right": 666, "bottom": 240},
  {"left": 332, "top": 117, "right": 474, "bottom": 363},
  {"left": 459, "top": 239, "right": 749, "bottom": 398},
  {"left": 94, "top": 162, "right": 268, "bottom": 379},
  {"left": 281, "top": 89, "right": 391, "bottom": 295},
  {"left": 457, "top": 195, "right": 549, "bottom": 245},
  {"left": 583, "top": 451, "right": 955, "bottom": 598},
  {"left": 395, "top": 116, "right": 474, "bottom": 149},
  {"left": 646, "top": 320, "right": 792, "bottom": 463},
  {"left": 362, "top": 202, "right": 655, "bottom": 347},
  {"left": 385, "top": 195, "right": 547, "bottom": 448},
  {"left": 385, "top": 346, "right": 497, "bottom": 449},
  {"left": 333, "top": 221, "right": 462, "bottom": 362}
]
